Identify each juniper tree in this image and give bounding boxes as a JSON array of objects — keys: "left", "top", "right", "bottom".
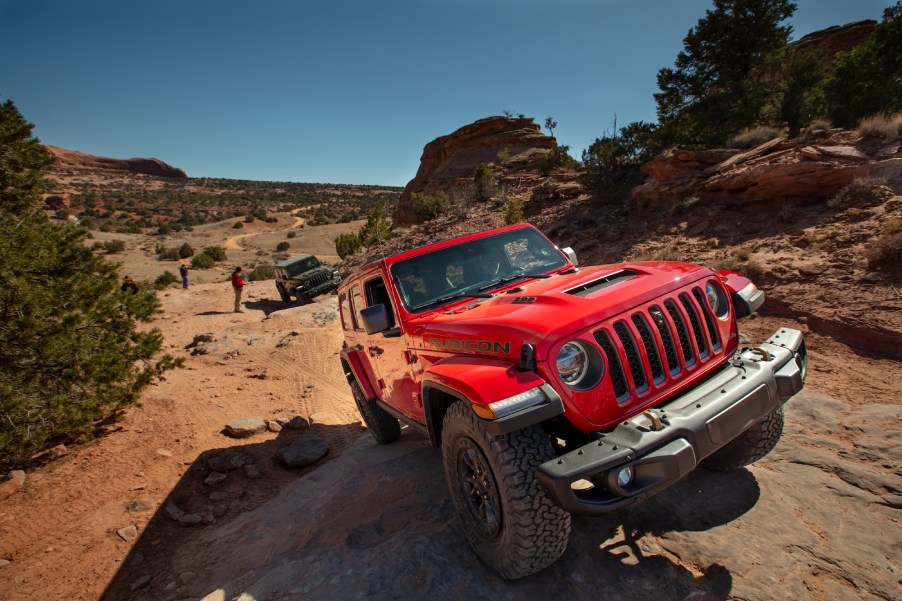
[{"left": 0, "top": 100, "right": 180, "bottom": 468}]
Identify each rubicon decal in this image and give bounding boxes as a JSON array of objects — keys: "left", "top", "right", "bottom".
[{"left": 427, "top": 337, "right": 511, "bottom": 355}]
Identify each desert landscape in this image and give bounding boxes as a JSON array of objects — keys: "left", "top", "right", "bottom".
[{"left": 1, "top": 166, "right": 900, "bottom": 600}]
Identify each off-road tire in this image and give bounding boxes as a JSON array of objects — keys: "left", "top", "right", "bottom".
[
  {"left": 350, "top": 380, "right": 401, "bottom": 444},
  {"left": 440, "top": 401, "right": 571, "bottom": 580},
  {"left": 276, "top": 284, "right": 291, "bottom": 303},
  {"left": 703, "top": 406, "right": 784, "bottom": 471}
]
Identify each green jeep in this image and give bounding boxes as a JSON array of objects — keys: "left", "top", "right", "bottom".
[{"left": 273, "top": 255, "right": 341, "bottom": 304}]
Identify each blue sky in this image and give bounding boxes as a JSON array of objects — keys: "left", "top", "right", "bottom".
[{"left": 0, "top": 0, "right": 892, "bottom": 186}]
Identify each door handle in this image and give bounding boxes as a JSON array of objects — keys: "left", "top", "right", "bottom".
[{"left": 369, "top": 346, "right": 384, "bottom": 357}]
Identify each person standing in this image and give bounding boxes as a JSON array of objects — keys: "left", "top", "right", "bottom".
[
  {"left": 231, "top": 266, "right": 245, "bottom": 312},
  {"left": 121, "top": 275, "right": 138, "bottom": 294},
  {"left": 179, "top": 263, "right": 189, "bottom": 289}
]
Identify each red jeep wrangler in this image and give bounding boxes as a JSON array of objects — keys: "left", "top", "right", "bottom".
[{"left": 337, "top": 224, "right": 806, "bottom": 579}]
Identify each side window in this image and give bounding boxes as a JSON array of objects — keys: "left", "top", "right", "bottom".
[
  {"left": 349, "top": 285, "right": 363, "bottom": 331},
  {"left": 339, "top": 292, "right": 353, "bottom": 331},
  {"left": 365, "top": 276, "right": 396, "bottom": 328}
]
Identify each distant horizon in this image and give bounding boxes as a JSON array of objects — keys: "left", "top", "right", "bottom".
[{"left": 1, "top": 0, "right": 892, "bottom": 187}]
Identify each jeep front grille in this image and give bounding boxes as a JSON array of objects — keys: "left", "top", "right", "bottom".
[
  {"left": 306, "top": 272, "right": 330, "bottom": 287},
  {"left": 593, "top": 285, "right": 721, "bottom": 404}
]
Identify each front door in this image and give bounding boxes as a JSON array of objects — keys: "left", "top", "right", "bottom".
[{"left": 359, "top": 275, "right": 423, "bottom": 421}]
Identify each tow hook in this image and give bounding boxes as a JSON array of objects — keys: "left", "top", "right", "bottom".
[
  {"left": 750, "top": 347, "right": 773, "bottom": 361},
  {"left": 642, "top": 410, "right": 664, "bottom": 431}
]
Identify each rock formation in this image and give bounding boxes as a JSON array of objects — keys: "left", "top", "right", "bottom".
[
  {"left": 46, "top": 145, "right": 187, "bottom": 178},
  {"left": 394, "top": 116, "right": 556, "bottom": 225},
  {"left": 794, "top": 20, "right": 877, "bottom": 57},
  {"left": 632, "top": 129, "right": 902, "bottom": 207}
]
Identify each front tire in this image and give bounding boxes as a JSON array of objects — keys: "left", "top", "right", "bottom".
[
  {"left": 703, "top": 406, "right": 784, "bottom": 471},
  {"left": 440, "top": 402, "right": 571, "bottom": 579},
  {"left": 276, "top": 284, "right": 291, "bottom": 303},
  {"left": 350, "top": 379, "right": 401, "bottom": 444}
]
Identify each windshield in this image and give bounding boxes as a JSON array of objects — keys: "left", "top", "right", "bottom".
[
  {"left": 390, "top": 228, "right": 567, "bottom": 312},
  {"left": 285, "top": 257, "right": 321, "bottom": 277}
]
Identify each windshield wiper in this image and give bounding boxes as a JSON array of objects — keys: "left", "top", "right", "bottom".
[
  {"left": 478, "top": 271, "right": 552, "bottom": 291},
  {"left": 410, "top": 291, "right": 493, "bottom": 311}
]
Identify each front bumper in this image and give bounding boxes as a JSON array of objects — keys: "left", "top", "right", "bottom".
[
  {"left": 294, "top": 276, "right": 341, "bottom": 299},
  {"left": 536, "top": 327, "right": 806, "bottom": 515}
]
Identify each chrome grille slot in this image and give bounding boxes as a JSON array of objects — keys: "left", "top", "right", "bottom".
[
  {"left": 692, "top": 287, "right": 721, "bottom": 351},
  {"left": 649, "top": 305, "right": 680, "bottom": 376},
  {"left": 593, "top": 330, "right": 629, "bottom": 402},
  {"left": 613, "top": 321, "right": 648, "bottom": 394},
  {"left": 679, "top": 292, "right": 708, "bottom": 359},
  {"left": 664, "top": 299, "right": 695, "bottom": 367},
  {"left": 631, "top": 313, "right": 665, "bottom": 385}
]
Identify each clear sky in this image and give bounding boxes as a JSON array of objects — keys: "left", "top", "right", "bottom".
[{"left": 0, "top": 0, "right": 892, "bottom": 186}]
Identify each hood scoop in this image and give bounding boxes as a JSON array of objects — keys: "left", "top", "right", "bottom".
[{"left": 564, "top": 269, "right": 637, "bottom": 297}]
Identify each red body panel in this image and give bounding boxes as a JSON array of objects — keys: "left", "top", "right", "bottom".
[{"left": 339, "top": 224, "right": 741, "bottom": 432}]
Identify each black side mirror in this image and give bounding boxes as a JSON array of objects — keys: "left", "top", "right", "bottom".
[{"left": 359, "top": 304, "right": 390, "bottom": 335}]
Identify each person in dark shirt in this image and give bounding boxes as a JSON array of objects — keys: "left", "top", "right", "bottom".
[
  {"left": 121, "top": 275, "right": 138, "bottom": 294},
  {"left": 179, "top": 264, "right": 189, "bottom": 289}
]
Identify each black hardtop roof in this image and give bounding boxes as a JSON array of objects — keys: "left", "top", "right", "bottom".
[{"left": 274, "top": 255, "right": 316, "bottom": 268}]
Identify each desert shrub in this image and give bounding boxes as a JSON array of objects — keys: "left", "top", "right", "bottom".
[
  {"left": 0, "top": 99, "right": 180, "bottom": 468},
  {"left": 712, "top": 250, "right": 766, "bottom": 280},
  {"left": 157, "top": 247, "right": 181, "bottom": 261},
  {"left": 412, "top": 190, "right": 448, "bottom": 223},
  {"left": 473, "top": 163, "right": 496, "bottom": 202},
  {"left": 866, "top": 217, "right": 902, "bottom": 272},
  {"left": 539, "top": 145, "right": 576, "bottom": 176},
  {"left": 244, "top": 214, "right": 255, "bottom": 223},
  {"left": 101, "top": 239, "right": 125, "bottom": 254},
  {"left": 727, "top": 126, "right": 782, "bottom": 149},
  {"left": 286, "top": 231, "right": 296, "bottom": 239},
  {"left": 154, "top": 271, "right": 178, "bottom": 289},
  {"left": 191, "top": 253, "right": 215, "bottom": 269},
  {"left": 856, "top": 113, "right": 902, "bottom": 141},
  {"left": 232, "top": 221, "right": 243, "bottom": 229},
  {"left": 801, "top": 119, "right": 832, "bottom": 139},
  {"left": 276, "top": 241, "right": 291, "bottom": 252},
  {"left": 504, "top": 198, "right": 524, "bottom": 225},
  {"left": 827, "top": 178, "right": 892, "bottom": 209},
  {"left": 247, "top": 264, "right": 275, "bottom": 281},
  {"left": 202, "top": 246, "right": 227, "bottom": 262},
  {"left": 335, "top": 232, "right": 363, "bottom": 259},
  {"left": 177, "top": 242, "right": 194, "bottom": 259},
  {"left": 357, "top": 203, "right": 392, "bottom": 248}
]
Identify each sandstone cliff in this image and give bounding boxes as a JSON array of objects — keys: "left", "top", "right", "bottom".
[
  {"left": 47, "top": 145, "right": 188, "bottom": 178},
  {"left": 632, "top": 129, "right": 902, "bottom": 208},
  {"left": 393, "top": 116, "right": 556, "bottom": 225}
]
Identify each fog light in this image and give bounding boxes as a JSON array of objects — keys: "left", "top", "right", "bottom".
[{"left": 617, "top": 466, "right": 634, "bottom": 488}]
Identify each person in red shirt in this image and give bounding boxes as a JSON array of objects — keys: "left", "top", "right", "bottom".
[{"left": 231, "top": 266, "right": 245, "bottom": 312}]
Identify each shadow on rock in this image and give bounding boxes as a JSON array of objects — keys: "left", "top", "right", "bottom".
[
  {"left": 100, "top": 431, "right": 759, "bottom": 601},
  {"left": 244, "top": 298, "right": 292, "bottom": 316},
  {"left": 98, "top": 420, "right": 363, "bottom": 601}
]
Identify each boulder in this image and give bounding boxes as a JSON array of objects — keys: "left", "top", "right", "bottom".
[
  {"left": 224, "top": 417, "right": 266, "bottom": 438},
  {"left": 277, "top": 434, "right": 329, "bottom": 468}
]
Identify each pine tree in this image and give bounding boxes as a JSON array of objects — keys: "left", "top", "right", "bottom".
[
  {"left": 0, "top": 100, "right": 180, "bottom": 468},
  {"left": 654, "top": 0, "right": 797, "bottom": 147}
]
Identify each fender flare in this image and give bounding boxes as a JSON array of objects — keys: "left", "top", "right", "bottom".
[
  {"left": 421, "top": 357, "right": 563, "bottom": 446},
  {"left": 339, "top": 345, "right": 380, "bottom": 400},
  {"left": 717, "top": 270, "right": 765, "bottom": 318}
]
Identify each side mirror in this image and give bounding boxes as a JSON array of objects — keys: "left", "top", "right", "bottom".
[
  {"left": 562, "top": 247, "right": 578, "bottom": 267},
  {"left": 359, "top": 304, "right": 390, "bottom": 335}
]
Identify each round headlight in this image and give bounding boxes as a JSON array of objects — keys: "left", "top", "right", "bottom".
[
  {"left": 706, "top": 280, "right": 729, "bottom": 319},
  {"left": 557, "top": 342, "right": 588, "bottom": 386}
]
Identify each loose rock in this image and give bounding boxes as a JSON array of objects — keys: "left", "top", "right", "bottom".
[
  {"left": 224, "top": 417, "right": 266, "bottom": 438},
  {"left": 277, "top": 434, "right": 330, "bottom": 468}
]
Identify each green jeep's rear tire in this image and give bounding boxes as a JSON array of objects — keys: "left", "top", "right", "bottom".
[
  {"left": 703, "top": 405, "right": 784, "bottom": 471},
  {"left": 440, "top": 401, "right": 571, "bottom": 580},
  {"left": 350, "top": 380, "right": 401, "bottom": 445}
]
